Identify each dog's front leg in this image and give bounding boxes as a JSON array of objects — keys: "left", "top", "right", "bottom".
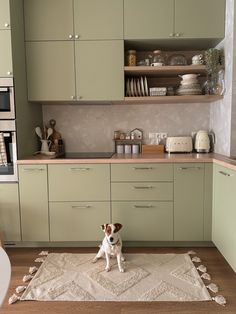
[
  {"left": 117, "top": 253, "right": 124, "bottom": 273},
  {"left": 92, "top": 247, "right": 104, "bottom": 263},
  {"left": 105, "top": 252, "right": 111, "bottom": 272}
]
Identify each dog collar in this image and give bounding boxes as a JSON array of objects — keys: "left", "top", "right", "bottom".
[{"left": 111, "top": 239, "right": 120, "bottom": 246}]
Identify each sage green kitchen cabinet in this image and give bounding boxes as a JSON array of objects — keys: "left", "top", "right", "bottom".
[
  {"left": 24, "top": 0, "right": 74, "bottom": 41},
  {"left": 204, "top": 163, "right": 213, "bottom": 241},
  {"left": 124, "top": 0, "right": 174, "bottom": 39},
  {"left": 174, "top": 163, "right": 205, "bottom": 241},
  {"left": 212, "top": 164, "right": 236, "bottom": 272},
  {"left": 0, "top": 0, "right": 10, "bottom": 30},
  {"left": 112, "top": 201, "right": 173, "bottom": 241},
  {"left": 111, "top": 163, "right": 173, "bottom": 182},
  {"left": 175, "top": 0, "right": 225, "bottom": 39},
  {"left": 0, "top": 31, "right": 12, "bottom": 77},
  {"left": 75, "top": 40, "right": 124, "bottom": 101},
  {"left": 74, "top": 0, "right": 123, "bottom": 40},
  {"left": 0, "top": 183, "right": 21, "bottom": 241},
  {"left": 50, "top": 202, "right": 110, "bottom": 241},
  {"left": 48, "top": 164, "right": 110, "bottom": 201},
  {"left": 124, "top": 0, "right": 225, "bottom": 40},
  {"left": 25, "top": 41, "right": 75, "bottom": 101},
  {"left": 19, "top": 165, "right": 49, "bottom": 241}
]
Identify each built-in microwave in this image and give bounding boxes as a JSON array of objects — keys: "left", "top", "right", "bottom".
[
  {"left": 0, "top": 77, "right": 15, "bottom": 120},
  {"left": 0, "top": 120, "right": 17, "bottom": 182}
]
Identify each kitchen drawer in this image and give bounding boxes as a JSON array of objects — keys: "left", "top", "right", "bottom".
[
  {"left": 48, "top": 164, "right": 110, "bottom": 201},
  {"left": 111, "top": 163, "right": 173, "bottom": 182},
  {"left": 49, "top": 201, "right": 110, "bottom": 241},
  {"left": 111, "top": 182, "right": 173, "bottom": 201},
  {"left": 112, "top": 201, "right": 173, "bottom": 241}
]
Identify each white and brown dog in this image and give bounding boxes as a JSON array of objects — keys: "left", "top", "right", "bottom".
[{"left": 93, "top": 223, "right": 125, "bottom": 272}]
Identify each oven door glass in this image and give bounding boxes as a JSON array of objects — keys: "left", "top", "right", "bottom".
[
  {"left": 0, "top": 88, "right": 11, "bottom": 112},
  {"left": 0, "top": 131, "right": 17, "bottom": 180}
]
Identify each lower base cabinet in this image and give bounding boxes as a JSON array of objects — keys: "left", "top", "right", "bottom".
[
  {"left": 0, "top": 183, "right": 21, "bottom": 241},
  {"left": 213, "top": 164, "right": 236, "bottom": 272},
  {"left": 49, "top": 202, "right": 110, "bottom": 241},
  {"left": 112, "top": 201, "right": 173, "bottom": 241}
]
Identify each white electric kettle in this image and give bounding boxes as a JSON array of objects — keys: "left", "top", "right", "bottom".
[{"left": 194, "top": 130, "right": 215, "bottom": 153}]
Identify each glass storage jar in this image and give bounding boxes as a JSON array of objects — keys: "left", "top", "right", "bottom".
[
  {"left": 151, "top": 50, "right": 165, "bottom": 66},
  {"left": 127, "top": 50, "right": 137, "bottom": 66}
]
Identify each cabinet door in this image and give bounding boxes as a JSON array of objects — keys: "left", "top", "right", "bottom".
[
  {"left": 124, "top": 0, "right": 174, "bottom": 39},
  {"left": 50, "top": 202, "right": 110, "bottom": 241},
  {"left": 75, "top": 40, "right": 124, "bottom": 101},
  {"left": 25, "top": 41, "right": 75, "bottom": 101},
  {"left": 19, "top": 165, "right": 49, "bottom": 241},
  {"left": 0, "top": 183, "right": 21, "bottom": 241},
  {"left": 24, "top": 0, "right": 74, "bottom": 41},
  {"left": 0, "top": 0, "right": 10, "bottom": 30},
  {"left": 213, "top": 165, "right": 236, "bottom": 272},
  {"left": 174, "top": 163, "right": 204, "bottom": 241},
  {"left": 0, "top": 31, "right": 12, "bottom": 77},
  {"left": 112, "top": 201, "right": 173, "bottom": 241},
  {"left": 48, "top": 164, "right": 110, "bottom": 201},
  {"left": 175, "top": 0, "right": 225, "bottom": 38},
  {"left": 74, "top": 0, "right": 123, "bottom": 40}
]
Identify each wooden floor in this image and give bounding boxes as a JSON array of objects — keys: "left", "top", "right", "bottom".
[{"left": 1, "top": 247, "right": 236, "bottom": 314}]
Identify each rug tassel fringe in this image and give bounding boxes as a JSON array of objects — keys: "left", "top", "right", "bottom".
[
  {"left": 187, "top": 250, "right": 197, "bottom": 255},
  {"left": 38, "top": 250, "right": 49, "bottom": 256},
  {"left": 191, "top": 256, "right": 201, "bottom": 263},
  {"left": 8, "top": 294, "right": 20, "bottom": 304},
  {"left": 212, "top": 295, "right": 227, "bottom": 306},
  {"left": 15, "top": 286, "right": 27, "bottom": 294},
  {"left": 34, "top": 257, "right": 46, "bottom": 263},
  {"left": 201, "top": 272, "right": 211, "bottom": 280},
  {"left": 196, "top": 264, "right": 207, "bottom": 273},
  {"left": 22, "top": 274, "right": 33, "bottom": 282},
  {"left": 29, "top": 266, "right": 38, "bottom": 275},
  {"left": 207, "top": 283, "right": 219, "bottom": 293}
]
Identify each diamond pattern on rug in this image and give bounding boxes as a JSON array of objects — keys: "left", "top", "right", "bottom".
[
  {"left": 171, "top": 263, "right": 201, "bottom": 287},
  {"left": 86, "top": 261, "right": 149, "bottom": 296},
  {"left": 139, "top": 280, "right": 199, "bottom": 301}
]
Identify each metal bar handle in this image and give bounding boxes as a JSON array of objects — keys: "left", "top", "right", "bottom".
[
  {"left": 133, "top": 167, "right": 153, "bottom": 170},
  {"left": 219, "top": 170, "right": 233, "bottom": 177},
  {"left": 0, "top": 87, "right": 8, "bottom": 92},
  {"left": 133, "top": 186, "right": 153, "bottom": 189},
  {"left": 178, "top": 167, "right": 202, "bottom": 171},
  {"left": 23, "top": 168, "right": 45, "bottom": 172},
  {"left": 69, "top": 167, "right": 90, "bottom": 171},
  {"left": 71, "top": 205, "right": 91, "bottom": 209},
  {"left": 134, "top": 205, "right": 153, "bottom": 208}
]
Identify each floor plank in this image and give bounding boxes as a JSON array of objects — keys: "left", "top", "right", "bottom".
[{"left": 1, "top": 247, "right": 236, "bottom": 314}]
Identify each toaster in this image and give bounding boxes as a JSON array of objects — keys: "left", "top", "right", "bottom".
[{"left": 166, "top": 136, "right": 193, "bottom": 153}]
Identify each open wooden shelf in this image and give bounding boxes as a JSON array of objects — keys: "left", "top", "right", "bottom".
[
  {"left": 124, "top": 95, "right": 223, "bottom": 104},
  {"left": 124, "top": 65, "right": 207, "bottom": 77}
]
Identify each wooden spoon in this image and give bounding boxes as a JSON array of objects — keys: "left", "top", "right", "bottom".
[
  {"left": 47, "top": 127, "right": 53, "bottom": 139},
  {"left": 35, "top": 127, "right": 42, "bottom": 139}
]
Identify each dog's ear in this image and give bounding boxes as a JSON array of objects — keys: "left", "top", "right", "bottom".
[
  {"left": 101, "top": 224, "right": 108, "bottom": 232},
  {"left": 114, "top": 223, "right": 122, "bottom": 233}
]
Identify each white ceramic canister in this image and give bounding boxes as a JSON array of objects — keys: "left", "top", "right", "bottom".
[
  {"left": 124, "top": 144, "right": 132, "bottom": 154},
  {"left": 116, "top": 144, "right": 124, "bottom": 154},
  {"left": 132, "top": 144, "right": 139, "bottom": 154}
]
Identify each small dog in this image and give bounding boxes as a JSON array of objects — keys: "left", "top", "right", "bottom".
[{"left": 93, "top": 223, "right": 125, "bottom": 272}]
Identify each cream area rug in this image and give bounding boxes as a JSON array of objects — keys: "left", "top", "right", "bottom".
[{"left": 20, "top": 253, "right": 211, "bottom": 302}]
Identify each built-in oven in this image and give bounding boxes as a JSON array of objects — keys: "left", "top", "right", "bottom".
[
  {"left": 0, "top": 77, "right": 15, "bottom": 120},
  {"left": 0, "top": 120, "right": 17, "bottom": 182}
]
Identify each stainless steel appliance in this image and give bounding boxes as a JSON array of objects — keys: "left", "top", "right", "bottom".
[
  {"left": 166, "top": 136, "right": 193, "bottom": 153},
  {"left": 0, "top": 78, "right": 15, "bottom": 120},
  {"left": 0, "top": 120, "right": 17, "bottom": 182}
]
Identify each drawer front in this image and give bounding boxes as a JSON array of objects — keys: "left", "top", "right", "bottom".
[
  {"left": 50, "top": 201, "right": 110, "bottom": 241},
  {"left": 48, "top": 164, "right": 110, "bottom": 201},
  {"left": 111, "top": 182, "right": 173, "bottom": 201},
  {"left": 112, "top": 201, "right": 173, "bottom": 241},
  {"left": 111, "top": 163, "right": 173, "bottom": 182}
]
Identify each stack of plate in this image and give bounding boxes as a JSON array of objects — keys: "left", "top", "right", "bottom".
[
  {"left": 177, "top": 74, "right": 202, "bottom": 96},
  {"left": 126, "top": 76, "right": 149, "bottom": 97}
]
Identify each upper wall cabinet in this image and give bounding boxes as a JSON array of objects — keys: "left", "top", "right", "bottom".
[
  {"left": 24, "top": 0, "right": 74, "bottom": 41},
  {"left": 0, "top": 0, "right": 10, "bottom": 30},
  {"left": 74, "top": 0, "right": 123, "bottom": 40},
  {"left": 124, "top": 0, "right": 174, "bottom": 39},
  {"left": 175, "top": 0, "right": 225, "bottom": 39},
  {"left": 0, "top": 31, "right": 13, "bottom": 77},
  {"left": 24, "top": 0, "right": 123, "bottom": 41},
  {"left": 124, "top": 0, "right": 225, "bottom": 40}
]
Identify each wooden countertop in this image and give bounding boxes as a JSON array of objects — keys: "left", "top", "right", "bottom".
[{"left": 17, "top": 153, "right": 236, "bottom": 171}]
